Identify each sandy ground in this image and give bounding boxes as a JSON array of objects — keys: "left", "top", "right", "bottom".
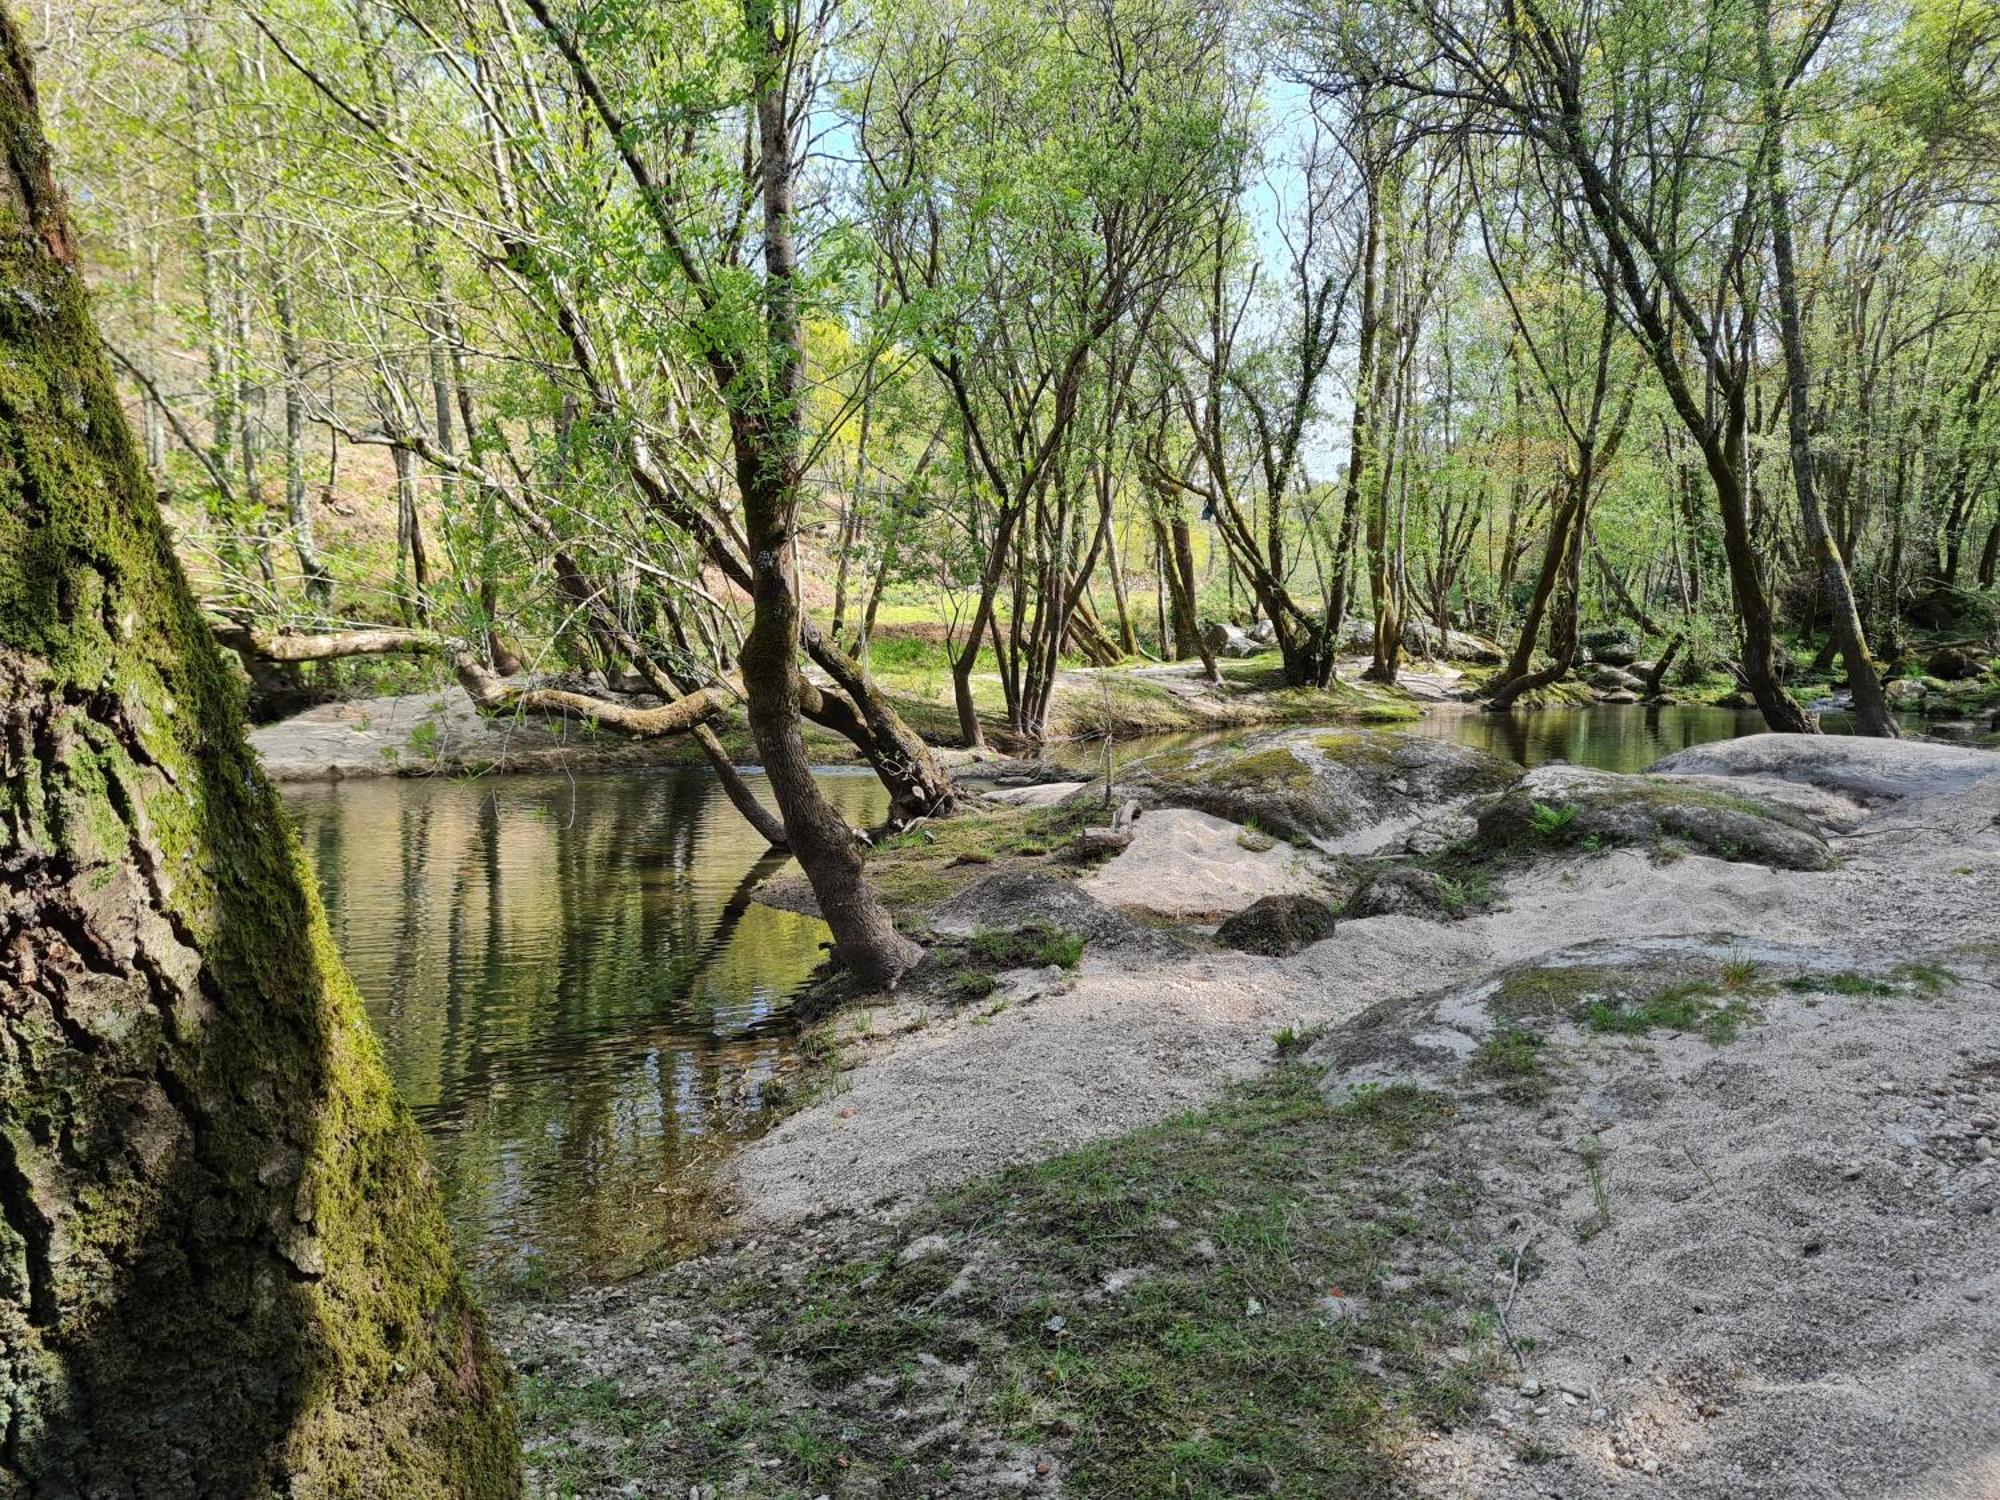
[
  {"left": 713, "top": 735, "right": 2000, "bottom": 1497},
  {"left": 1395, "top": 948, "right": 2000, "bottom": 1499},
  {"left": 1078, "top": 806, "right": 1333, "bottom": 918},
  {"left": 739, "top": 738, "right": 2000, "bottom": 1225}
]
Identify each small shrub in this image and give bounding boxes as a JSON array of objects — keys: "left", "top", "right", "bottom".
[
  {"left": 967, "top": 924, "right": 1085, "bottom": 971},
  {"left": 1528, "top": 800, "right": 1577, "bottom": 838},
  {"left": 1720, "top": 955, "right": 1761, "bottom": 991}
]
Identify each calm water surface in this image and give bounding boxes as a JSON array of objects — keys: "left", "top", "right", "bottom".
[
  {"left": 289, "top": 704, "right": 1977, "bottom": 1288},
  {"left": 287, "top": 767, "right": 887, "bottom": 1289}
]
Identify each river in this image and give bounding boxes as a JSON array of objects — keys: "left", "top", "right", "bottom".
[{"left": 285, "top": 703, "right": 1979, "bottom": 1290}]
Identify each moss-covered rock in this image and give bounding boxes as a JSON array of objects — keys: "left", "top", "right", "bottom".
[
  {"left": 1119, "top": 728, "right": 1517, "bottom": 846},
  {"left": 1343, "top": 865, "right": 1455, "bottom": 920},
  {"left": 1215, "top": 893, "right": 1339, "bottom": 955},
  {"left": 1476, "top": 764, "right": 1837, "bottom": 870}
]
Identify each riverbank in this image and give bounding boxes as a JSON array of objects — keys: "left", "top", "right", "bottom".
[
  {"left": 497, "top": 731, "right": 2000, "bottom": 1497},
  {"left": 248, "top": 639, "right": 1998, "bottom": 784},
  {"left": 248, "top": 656, "right": 1433, "bottom": 782}
]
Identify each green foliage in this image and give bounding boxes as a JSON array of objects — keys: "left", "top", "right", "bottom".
[
  {"left": 969, "top": 924, "right": 1087, "bottom": 970},
  {"left": 1528, "top": 800, "right": 1577, "bottom": 838},
  {"left": 1582, "top": 983, "right": 1751, "bottom": 1045}
]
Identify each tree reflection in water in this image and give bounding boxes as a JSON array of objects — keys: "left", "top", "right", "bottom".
[{"left": 286, "top": 767, "right": 888, "bottom": 1293}]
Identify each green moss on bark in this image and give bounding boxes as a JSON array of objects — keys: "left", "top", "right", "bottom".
[{"left": 0, "top": 17, "right": 517, "bottom": 1494}]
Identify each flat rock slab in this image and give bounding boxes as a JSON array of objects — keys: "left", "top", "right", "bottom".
[
  {"left": 249, "top": 686, "right": 692, "bottom": 780},
  {"left": 1082, "top": 807, "right": 1328, "bottom": 920},
  {"left": 984, "top": 780, "right": 1090, "bottom": 808},
  {"left": 1120, "top": 726, "right": 1516, "bottom": 847},
  {"left": 1479, "top": 762, "right": 1842, "bottom": 870},
  {"left": 927, "top": 870, "right": 1173, "bottom": 954},
  {"left": 1650, "top": 731, "right": 2000, "bottom": 804}
]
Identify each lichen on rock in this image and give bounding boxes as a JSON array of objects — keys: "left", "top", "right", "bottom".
[
  {"left": 1118, "top": 728, "right": 1517, "bottom": 847},
  {"left": 1475, "top": 763, "right": 1839, "bottom": 870}
]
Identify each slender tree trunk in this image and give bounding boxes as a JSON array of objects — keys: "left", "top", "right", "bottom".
[
  {"left": 273, "top": 271, "right": 330, "bottom": 609},
  {"left": 1155, "top": 517, "right": 1219, "bottom": 683},
  {"left": 1171, "top": 516, "right": 1201, "bottom": 652},
  {"left": 739, "top": 2, "right": 918, "bottom": 985},
  {"left": 1105, "top": 506, "right": 1138, "bottom": 656},
  {"left": 1755, "top": 0, "right": 1895, "bottom": 737},
  {"left": 1493, "top": 489, "right": 1581, "bottom": 693},
  {"left": 391, "top": 440, "right": 429, "bottom": 626},
  {"left": 1324, "top": 171, "right": 1381, "bottom": 679},
  {"left": 0, "top": 24, "right": 518, "bottom": 1491}
]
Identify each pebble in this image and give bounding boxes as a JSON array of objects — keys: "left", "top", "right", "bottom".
[
  {"left": 1977, "top": 1138, "right": 1995, "bottom": 1160},
  {"left": 1840, "top": 1163, "right": 1864, "bottom": 1181},
  {"left": 897, "top": 1234, "right": 951, "bottom": 1266},
  {"left": 1519, "top": 1379, "right": 1542, "bottom": 1397}
]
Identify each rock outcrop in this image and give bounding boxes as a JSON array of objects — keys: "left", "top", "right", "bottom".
[{"left": 1119, "top": 728, "right": 1518, "bottom": 847}]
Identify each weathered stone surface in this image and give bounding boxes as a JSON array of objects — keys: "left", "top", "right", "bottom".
[
  {"left": 1477, "top": 762, "right": 1839, "bottom": 870},
  {"left": 1341, "top": 618, "right": 1506, "bottom": 664},
  {"left": 1581, "top": 629, "right": 1641, "bottom": 667},
  {"left": 1648, "top": 733, "right": 2000, "bottom": 805},
  {"left": 1926, "top": 646, "right": 1988, "bottom": 682},
  {"left": 984, "top": 779, "right": 1092, "bottom": 808},
  {"left": 1588, "top": 665, "right": 1645, "bottom": 693},
  {"left": 1215, "top": 893, "right": 1339, "bottom": 956},
  {"left": 1344, "top": 866, "right": 1454, "bottom": 920},
  {"left": 1202, "top": 621, "right": 1264, "bottom": 658},
  {"left": 928, "top": 870, "right": 1177, "bottom": 954},
  {"left": 1906, "top": 585, "right": 1998, "bottom": 635},
  {"left": 250, "top": 683, "right": 701, "bottom": 780},
  {"left": 1082, "top": 807, "right": 1329, "bottom": 920},
  {"left": 1119, "top": 728, "right": 1518, "bottom": 847}
]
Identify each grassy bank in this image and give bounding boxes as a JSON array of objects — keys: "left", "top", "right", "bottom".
[{"left": 508, "top": 1067, "right": 1496, "bottom": 1498}]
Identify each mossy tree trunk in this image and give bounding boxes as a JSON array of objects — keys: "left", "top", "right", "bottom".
[{"left": 0, "top": 14, "right": 518, "bottom": 1496}]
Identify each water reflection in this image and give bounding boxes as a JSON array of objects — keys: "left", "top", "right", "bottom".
[
  {"left": 1054, "top": 701, "right": 1962, "bottom": 776},
  {"left": 287, "top": 768, "right": 888, "bottom": 1290},
  {"left": 1394, "top": 703, "right": 1772, "bottom": 773},
  {"left": 291, "top": 704, "right": 1974, "bottom": 1293}
]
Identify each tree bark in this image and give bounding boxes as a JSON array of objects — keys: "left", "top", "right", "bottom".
[
  {"left": 0, "top": 20, "right": 519, "bottom": 1492},
  {"left": 738, "top": 0, "right": 919, "bottom": 986},
  {"left": 1754, "top": 0, "right": 1896, "bottom": 738}
]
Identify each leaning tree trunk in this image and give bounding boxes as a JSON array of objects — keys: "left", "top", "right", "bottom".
[
  {"left": 738, "top": 0, "right": 920, "bottom": 987},
  {"left": 1487, "top": 488, "right": 1581, "bottom": 707},
  {"left": 0, "top": 21, "right": 518, "bottom": 1494}
]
